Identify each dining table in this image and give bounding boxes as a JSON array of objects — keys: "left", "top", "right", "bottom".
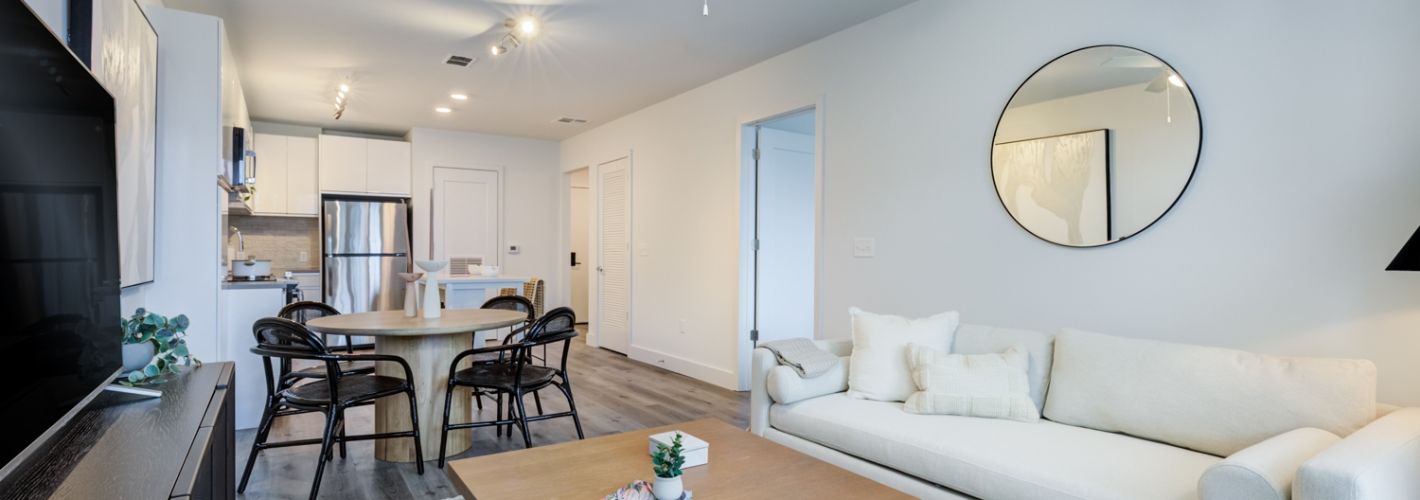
[{"left": 304, "top": 308, "right": 528, "bottom": 462}]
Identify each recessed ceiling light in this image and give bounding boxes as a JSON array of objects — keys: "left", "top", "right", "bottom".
[
  {"left": 435, "top": 107, "right": 453, "bottom": 113},
  {"left": 450, "top": 93, "right": 469, "bottom": 101},
  {"left": 1167, "top": 73, "right": 1184, "bottom": 88},
  {"left": 490, "top": 44, "right": 508, "bottom": 56}
]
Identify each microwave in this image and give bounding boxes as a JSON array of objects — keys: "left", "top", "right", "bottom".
[{"left": 223, "top": 126, "right": 256, "bottom": 188}]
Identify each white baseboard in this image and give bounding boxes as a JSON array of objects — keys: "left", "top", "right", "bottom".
[{"left": 628, "top": 344, "right": 738, "bottom": 390}]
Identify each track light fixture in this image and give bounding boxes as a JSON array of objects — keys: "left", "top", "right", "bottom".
[
  {"left": 333, "top": 82, "right": 350, "bottom": 119},
  {"left": 490, "top": 17, "right": 537, "bottom": 56}
]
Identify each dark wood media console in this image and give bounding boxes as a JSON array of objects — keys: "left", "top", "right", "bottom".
[{"left": 0, "top": 363, "right": 236, "bottom": 500}]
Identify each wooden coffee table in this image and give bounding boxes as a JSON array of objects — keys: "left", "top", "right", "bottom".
[{"left": 445, "top": 418, "right": 909, "bottom": 499}]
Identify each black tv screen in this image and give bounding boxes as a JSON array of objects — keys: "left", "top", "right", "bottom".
[{"left": 0, "top": 0, "right": 123, "bottom": 478}]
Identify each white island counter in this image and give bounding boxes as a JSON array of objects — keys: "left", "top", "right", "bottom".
[{"left": 422, "top": 275, "right": 529, "bottom": 309}]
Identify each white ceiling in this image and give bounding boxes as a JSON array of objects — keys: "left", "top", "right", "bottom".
[{"left": 163, "top": 0, "right": 914, "bottom": 140}]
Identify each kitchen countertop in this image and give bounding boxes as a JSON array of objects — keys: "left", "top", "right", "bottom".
[{"left": 221, "top": 278, "right": 297, "bottom": 290}]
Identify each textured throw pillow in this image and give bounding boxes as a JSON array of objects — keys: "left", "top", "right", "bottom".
[
  {"left": 847, "top": 308, "right": 958, "bottom": 402},
  {"left": 903, "top": 344, "right": 1040, "bottom": 422}
]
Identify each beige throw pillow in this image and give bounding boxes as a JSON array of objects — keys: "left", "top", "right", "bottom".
[
  {"left": 903, "top": 344, "right": 1039, "bottom": 422},
  {"left": 847, "top": 308, "right": 958, "bottom": 402}
]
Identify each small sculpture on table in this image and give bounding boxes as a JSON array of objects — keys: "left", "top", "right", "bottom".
[
  {"left": 415, "top": 260, "right": 448, "bottom": 319},
  {"left": 398, "top": 272, "right": 423, "bottom": 318}
]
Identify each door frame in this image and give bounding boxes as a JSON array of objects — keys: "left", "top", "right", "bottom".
[
  {"left": 588, "top": 153, "right": 633, "bottom": 351},
  {"left": 430, "top": 165, "right": 505, "bottom": 266},
  {"left": 736, "top": 98, "right": 826, "bottom": 390}
]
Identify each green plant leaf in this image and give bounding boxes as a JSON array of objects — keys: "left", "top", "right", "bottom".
[
  {"left": 172, "top": 315, "right": 190, "bottom": 330},
  {"left": 143, "top": 364, "right": 160, "bottom": 377}
]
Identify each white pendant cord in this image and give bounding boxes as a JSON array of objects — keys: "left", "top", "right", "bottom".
[{"left": 703, "top": 0, "right": 709, "bottom": 16}]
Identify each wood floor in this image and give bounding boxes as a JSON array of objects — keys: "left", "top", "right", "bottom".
[{"left": 236, "top": 327, "right": 748, "bottom": 500}]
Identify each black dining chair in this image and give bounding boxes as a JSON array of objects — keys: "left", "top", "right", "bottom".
[
  {"left": 238, "top": 317, "right": 425, "bottom": 500},
  {"left": 437, "top": 307, "right": 585, "bottom": 468},
  {"left": 278, "top": 301, "right": 376, "bottom": 379},
  {"left": 470, "top": 295, "right": 538, "bottom": 414}
]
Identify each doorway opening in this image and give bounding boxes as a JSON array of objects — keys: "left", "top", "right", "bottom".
[
  {"left": 567, "top": 167, "right": 591, "bottom": 325},
  {"left": 738, "top": 107, "right": 819, "bottom": 388}
]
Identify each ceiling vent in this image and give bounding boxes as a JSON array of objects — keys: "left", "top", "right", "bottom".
[
  {"left": 554, "top": 117, "right": 589, "bottom": 125},
  {"left": 444, "top": 54, "right": 475, "bottom": 67}
]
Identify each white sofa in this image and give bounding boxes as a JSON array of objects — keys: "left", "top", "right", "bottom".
[{"left": 749, "top": 325, "right": 1420, "bottom": 500}]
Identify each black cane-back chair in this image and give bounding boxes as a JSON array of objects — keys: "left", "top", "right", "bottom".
[
  {"left": 238, "top": 318, "right": 424, "bottom": 500},
  {"left": 278, "top": 301, "right": 375, "bottom": 378},
  {"left": 437, "top": 307, "right": 584, "bottom": 467}
]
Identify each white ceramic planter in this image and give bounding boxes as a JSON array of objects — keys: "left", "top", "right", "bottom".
[
  {"left": 122, "top": 342, "right": 156, "bottom": 372},
  {"left": 653, "top": 476, "right": 682, "bottom": 500}
]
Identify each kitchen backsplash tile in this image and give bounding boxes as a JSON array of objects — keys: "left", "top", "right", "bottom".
[{"left": 229, "top": 215, "right": 320, "bottom": 274}]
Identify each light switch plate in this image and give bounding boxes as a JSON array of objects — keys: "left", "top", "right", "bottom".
[{"left": 853, "top": 237, "right": 876, "bottom": 258}]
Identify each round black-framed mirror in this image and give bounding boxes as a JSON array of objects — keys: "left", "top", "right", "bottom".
[{"left": 991, "top": 45, "right": 1201, "bottom": 247}]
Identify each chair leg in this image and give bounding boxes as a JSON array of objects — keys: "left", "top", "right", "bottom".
[
  {"left": 474, "top": 389, "right": 483, "bottom": 411},
  {"left": 560, "top": 381, "right": 586, "bottom": 440},
  {"left": 310, "top": 408, "right": 340, "bottom": 500},
  {"left": 406, "top": 390, "right": 425, "bottom": 474},
  {"left": 512, "top": 390, "right": 533, "bottom": 448},
  {"left": 237, "top": 398, "right": 278, "bottom": 493},
  {"left": 438, "top": 384, "right": 455, "bottom": 469},
  {"left": 495, "top": 393, "right": 504, "bottom": 437},
  {"left": 533, "top": 391, "right": 544, "bottom": 416},
  {"left": 337, "top": 408, "right": 349, "bottom": 459}
]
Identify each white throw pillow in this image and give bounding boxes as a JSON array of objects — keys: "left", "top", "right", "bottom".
[
  {"left": 903, "top": 344, "right": 1039, "bottom": 422},
  {"left": 846, "top": 307, "right": 958, "bottom": 402}
]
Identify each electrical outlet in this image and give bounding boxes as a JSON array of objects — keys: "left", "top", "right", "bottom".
[
  {"left": 853, "top": 237, "right": 876, "bottom": 258},
  {"left": 298, "top": 251, "right": 309, "bottom": 263}
]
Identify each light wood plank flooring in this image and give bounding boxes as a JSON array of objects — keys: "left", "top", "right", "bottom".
[{"left": 236, "top": 327, "right": 748, "bottom": 499}]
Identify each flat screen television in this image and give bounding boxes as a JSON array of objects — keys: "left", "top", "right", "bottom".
[{"left": 0, "top": 0, "right": 124, "bottom": 481}]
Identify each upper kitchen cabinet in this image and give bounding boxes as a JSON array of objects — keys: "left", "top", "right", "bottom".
[
  {"left": 318, "top": 135, "right": 411, "bottom": 196},
  {"left": 252, "top": 133, "right": 318, "bottom": 216},
  {"left": 366, "top": 139, "right": 412, "bottom": 196}
]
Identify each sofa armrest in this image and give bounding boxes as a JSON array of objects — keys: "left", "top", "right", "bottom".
[
  {"left": 812, "top": 338, "right": 854, "bottom": 357},
  {"left": 1296, "top": 408, "right": 1420, "bottom": 500},
  {"left": 750, "top": 348, "right": 777, "bottom": 436},
  {"left": 1199, "top": 428, "right": 1340, "bottom": 500}
]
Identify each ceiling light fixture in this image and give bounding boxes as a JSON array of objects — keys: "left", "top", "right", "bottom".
[
  {"left": 490, "top": 17, "right": 536, "bottom": 56},
  {"left": 450, "top": 93, "right": 469, "bottom": 101},
  {"left": 333, "top": 82, "right": 351, "bottom": 119},
  {"left": 703, "top": 0, "right": 710, "bottom": 16},
  {"left": 1167, "top": 73, "right": 1184, "bottom": 88},
  {"left": 435, "top": 106, "right": 453, "bottom": 113}
]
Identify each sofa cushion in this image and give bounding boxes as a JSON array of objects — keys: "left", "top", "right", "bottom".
[
  {"left": 771, "top": 393, "right": 1218, "bottom": 500},
  {"left": 1198, "top": 427, "right": 1340, "bottom": 500},
  {"left": 767, "top": 356, "right": 850, "bottom": 405},
  {"left": 953, "top": 323, "right": 1054, "bottom": 412},
  {"left": 847, "top": 308, "right": 958, "bottom": 402},
  {"left": 1045, "top": 329, "right": 1377, "bottom": 457},
  {"left": 904, "top": 344, "right": 1038, "bottom": 422}
]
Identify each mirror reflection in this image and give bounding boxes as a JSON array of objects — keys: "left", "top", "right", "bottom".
[{"left": 992, "top": 45, "right": 1200, "bottom": 247}]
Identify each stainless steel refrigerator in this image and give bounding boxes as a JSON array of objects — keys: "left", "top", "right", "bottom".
[{"left": 323, "top": 198, "right": 411, "bottom": 324}]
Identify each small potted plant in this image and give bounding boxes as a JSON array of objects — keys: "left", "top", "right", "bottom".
[
  {"left": 651, "top": 432, "right": 687, "bottom": 500},
  {"left": 119, "top": 308, "right": 200, "bottom": 385}
]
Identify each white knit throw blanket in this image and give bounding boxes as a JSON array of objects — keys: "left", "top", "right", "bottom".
[{"left": 760, "top": 338, "right": 840, "bottom": 378}]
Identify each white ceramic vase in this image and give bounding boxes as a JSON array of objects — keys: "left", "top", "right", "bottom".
[
  {"left": 652, "top": 476, "right": 682, "bottom": 500},
  {"left": 415, "top": 260, "right": 448, "bottom": 319},
  {"left": 399, "top": 272, "right": 423, "bottom": 318}
]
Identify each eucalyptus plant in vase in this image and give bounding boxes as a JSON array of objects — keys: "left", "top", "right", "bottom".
[
  {"left": 119, "top": 308, "right": 200, "bottom": 385},
  {"left": 651, "top": 432, "right": 687, "bottom": 500}
]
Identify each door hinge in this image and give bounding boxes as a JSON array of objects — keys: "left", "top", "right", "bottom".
[
  {"left": 753, "top": 239, "right": 760, "bottom": 252},
  {"left": 753, "top": 148, "right": 760, "bottom": 161},
  {"left": 750, "top": 329, "right": 760, "bottom": 342}
]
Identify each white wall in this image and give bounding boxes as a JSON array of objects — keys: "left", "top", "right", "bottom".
[
  {"left": 408, "top": 128, "right": 561, "bottom": 285},
  {"left": 998, "top": 83, "right": 1200, "bottom": 238},
  {"left": 561, "top": 0, "right": 1420, "bottom": 403},
  {"left": 569, "top": 169, "right": 591, "bottom": 319}
]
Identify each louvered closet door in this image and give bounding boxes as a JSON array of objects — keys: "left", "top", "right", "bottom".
[{"left": 597, "top": 158, "right": 631, "bottom": 354}]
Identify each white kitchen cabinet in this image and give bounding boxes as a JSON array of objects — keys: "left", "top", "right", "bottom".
[
  {"left": 252, "top": 133, "right": 318, "bottom": 216},
  {"left": 366, "top": 139, "right": 412, "bottom": 196},
  {"left": 251, "top": 133, "right": 288, "bottom": 214},
  {"left": 287, "top": 136, "right": 319, "bottom": 214},
  {"left": 319, "top": 134, "right": 368, "bottom": 193}
]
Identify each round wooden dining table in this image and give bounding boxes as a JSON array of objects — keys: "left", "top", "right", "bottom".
[{"left": 305, "top": 308, "right": 528, "bottom": 462}]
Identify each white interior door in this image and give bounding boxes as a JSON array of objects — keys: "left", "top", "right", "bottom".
[
  {"left": 753, "top": 122, "right": 816, "bottom": 346},
  {"left": 569, "top": 169, "right": 591, "bottom": 321},
  {"left": 432, "top": 167, "right": 500, "bottom": 271},
  {"left": 597, "top": 158, "right": 631, "bottom": 354}
]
